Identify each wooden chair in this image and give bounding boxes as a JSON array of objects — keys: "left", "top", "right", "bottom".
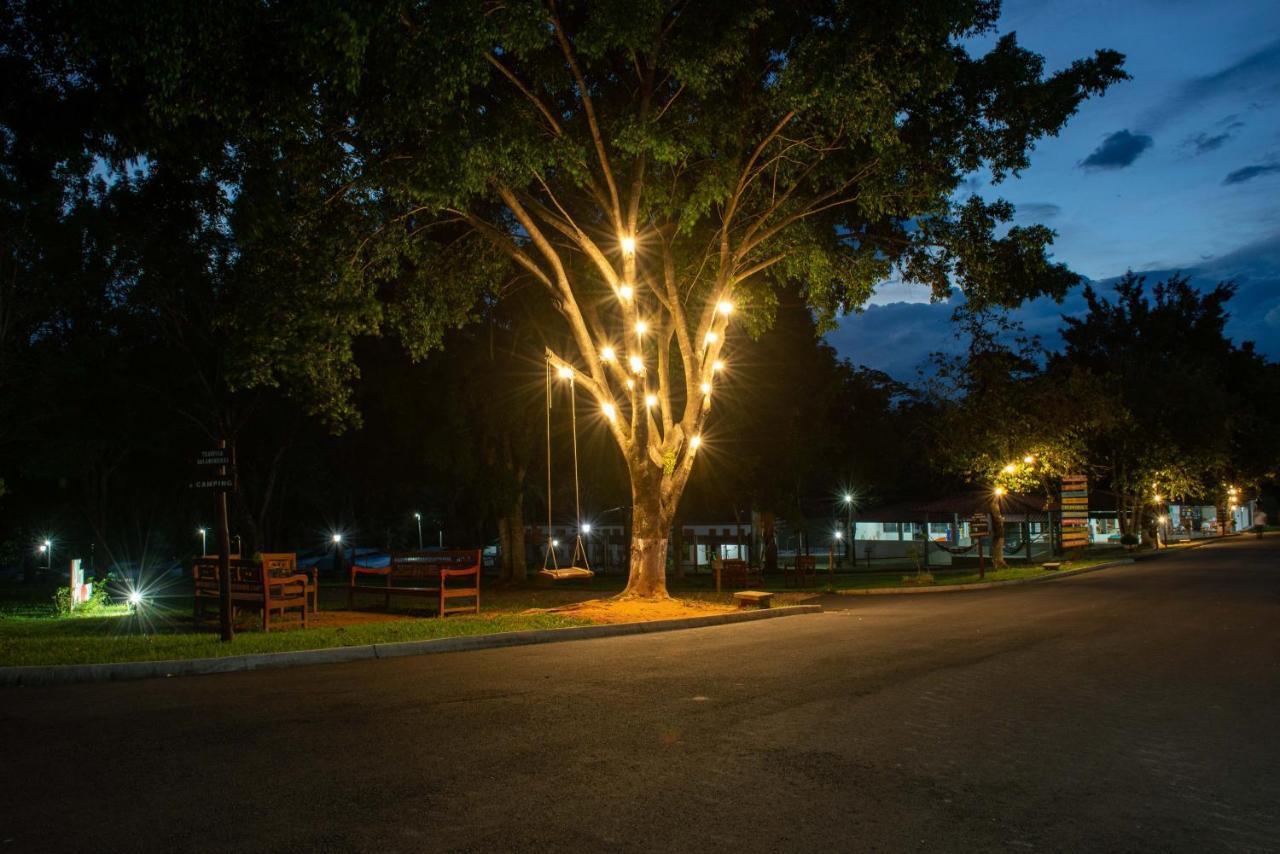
[
  {"left": 348, "top": 550, "right": 481, "bottom": 617},
  {"left": 783, "top": 555, "right": 816, "bottom": 587},
  {"left": 720, "top": 558, "right": 749, "bottom": 589},
  {"left": 262, "top": 552, "right": 317, "bottom": 614},
  {"left": 193, "top": 557, "right": 310, "bottom": 632}
]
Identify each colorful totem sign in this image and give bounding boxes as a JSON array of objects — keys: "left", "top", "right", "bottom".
[{"left": 1060, "top": 474, "right": 1090, "bottom": 549}]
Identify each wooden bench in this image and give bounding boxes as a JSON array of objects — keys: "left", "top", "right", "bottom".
[
  {"left": 783, "top": 555, "right": 816, "bottom": 587},
  {"left": 348, "top": 550, "right": 481, "bottom": 617},
  {"left": 262, "top": 552, "right": 318, "bottom": 613},
  {"left": 193, "top": 557, "right": 310, "bottom": 632},
  {"left": 733, "top": 590, "right": 774, "bottom": 609},
  {"left": 1042, "top": 561, "right": 1063, "bottom": 571}
]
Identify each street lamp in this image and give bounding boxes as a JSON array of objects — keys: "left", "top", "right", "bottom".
[
  {"left": 842, "top": 493, "right": 856, "bottom": 567},
  {"left": 414, "top": 512, "right": 423, "bottom": 550},
  {"left": 198, "top": 527, "right": 208, "bottom": 556},
  {"left": 43, "top": 539, "right": 52, "bottom": 570}
]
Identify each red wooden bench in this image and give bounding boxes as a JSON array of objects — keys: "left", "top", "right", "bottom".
[
  {"left": 348, "top": 550, "right": 481, "bottom": 616},
  {"left": 193, "top": 557, "right": 310, "bottom": 632},
  {"left": 262, "top": 552, "right": 318, "bottom": 613}
]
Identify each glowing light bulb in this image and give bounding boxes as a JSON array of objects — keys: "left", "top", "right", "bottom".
[
  {"left": 717, "top": 301, "right": 733, "bottom": 316},
  {"left": 634, "top": 320, "right": 647, "bottom": 335},
  {"left": 834, "top": 530, "right": 842, "bottom": 539},
  {"left": 557, "top": 365, "right": 574, "bottom": 380},
  {"left": 1023, "top": 455, "right": 1034, "bottom": 464},
  {"left": 1003, "top": 463, "right": 1016, "bottom": 474},
  {"left": 619, "top": 283, "right": 634, "bottom": 300},
  {"left": 601, "top": 346, "right": 616, "bottom": 362},
  {"left": 332, "top": 533, "right": 343, "bottom": 544},
  {"left": 1153, "top": 494, "right": 1163, "bottom": 503},
  {"left": 645, "top": 394, "right": 657, "bottom": 408},
  {"left": 620, "top": 235, "right": 636, "bottom": 254},
  {"left": 994, "top": 486, "right": 1006, "bottom": 497},
  {"left": 625, "top": 379, "right": 635, "bottom": 389},
  {"left": 712, "top": 360, "right": 724, "bottom": 372},
  {"left": 128, "top": 591, "right": 143, "bottom": 606},
  {"left": 581, "top": 524, "right": 592, "bottom": 534},
  {"left": 700, "top": 382, "right": 711, "bottom": 395},
  {"left": 704, "top": 331, "right": 718, "bottom": 344},
  {"left": 689, "top": 435, "right": 701, "bottom": 449},
  {"left": 629, "top": 354, "right": 644, "bottom": 374},
  {"left": 602, "top": 402, "right": 616, "bottom": 420}
]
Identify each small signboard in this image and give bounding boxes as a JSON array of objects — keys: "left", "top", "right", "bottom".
[
  {"left": 969, "top": 512, "right": 990, "bottom": 538},
  {"left": 196, "top": 449, "right": 232, "bottom": 466},
  {"left": 190, "top": 477, "right": 235, "bottom": 491},
  {"left": 1060, "top": 474, "right": 1090, "bottom": 548}
]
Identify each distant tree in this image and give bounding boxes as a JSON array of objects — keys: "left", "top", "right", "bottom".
[
  {"left": 1057, "top": 273, "right": 1248, "bottom": 542},
  {"left": 929, "top": 306, "right": 1109, "bottom": 565}
]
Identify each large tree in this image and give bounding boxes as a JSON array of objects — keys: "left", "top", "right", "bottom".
[{"left": 15, "top": 1, "right": 1125, "bottom": 596}]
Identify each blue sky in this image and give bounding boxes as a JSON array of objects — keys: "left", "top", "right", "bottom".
[{"left": 828, "top": 0, "right": 1280, "bottom": 380}]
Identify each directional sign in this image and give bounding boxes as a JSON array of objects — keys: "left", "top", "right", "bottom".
[
  {"left": 196, "top": 449, "right": 232, "bottom": 466},
  {"left": 1060, "top": 474, "right": 1090, "bottom": 548},
  {"left": 190, "top": 477, "right": 235, "bottom": 490},
  {"left": 969, "top": 512, "right": 990, "bottom": 538}
]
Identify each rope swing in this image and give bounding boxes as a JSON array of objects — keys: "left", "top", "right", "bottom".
[{"left": 540, "top": 356, "right": 595, "bottom": 581}]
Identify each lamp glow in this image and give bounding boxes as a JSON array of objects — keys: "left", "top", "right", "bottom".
[
  {"left": 552, "top": 538, "right": 560, "bottom": 548},
  {"left": 704, "top": 331, "right": 718, "bottom": 344},
  {"left": 128, "top": 590, "right": 143, "bottom": 606},
  {"left": 634, "top": 320, "right": 648, "bottom": 335},
  {"left": 1023, "top": 455, "right": 1035, "bottom": 464},
  {"left": 994, "top": 486, "right": 1006, "bottom": 497},
  {"left": 581, "top": 524, "right": 591, "bottom": 534},
  {"left": 712, "top": 359, "right": 724, "bottom": 372},
  {"left": 601, "top": 346, "right": 616, "bottom": 362},
  {"left": 629, "top": 355, "right": 644, "bottom": 374},
  {"left": 700, "top": 382, "right": 711, "bottom": 395},
  {"left": 332, "top": 533, "right": 343, "bottom": 544},
  {"left": 844, "top": 493, "right": 853, "bottom": 504},
  {"left": 834, "top": 530, "right": 843, "bottom": 539},
  {"left": 618, "top": 283, "right": 634, "bottom": 300},
  {"left": 625, "top": 379, "right": 635, "bottom": 389},
  {"left": 645, "top": 394, "right": 658, "bottom": 408},
  {"left": 1003, "top": 463, "right": 1016, "bottom": 474},
  {"left": 620, "top": 235, "right": 636, "bottom": 254},
  {"left": 602, "top": 402, "right": 616, "bottom": 420},
  {"left": 557, "top": 365, "right": 574, "bottom": 380},
  {"left": 717, "top": 301, "right": 734, "bottom": 316},
  {"left": 689, "top": 435, "right": 701, "bottom": 449}
]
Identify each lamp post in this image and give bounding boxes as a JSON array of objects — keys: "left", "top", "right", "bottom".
[
  {"left": 842, "top": 493, "right": 855, "bottom": 568},
  {"left": 332, "top": 532, "right": 345, "bottom": 580},
  {"left": 414, "top": 512, "right": 423, "bottom": 550},
  {"left": 198, "top": 527, "right": 208, "bottom": 556}
]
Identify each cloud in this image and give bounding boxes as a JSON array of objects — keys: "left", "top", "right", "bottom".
[
  {"left": 1014, "top": 202, "right": 1062, "bottom": 221},
  {"left": 1189, "top": 131, "right": 1231, "bottom": 154},
  {"left": 1222, "top": 162, "right": 1280, "bottom": 184},
  {"left": 1079, "top": 130, "right": 1153, "bottom": 170},
  {"left": 1141, "top": 38, "right": 1280, "bottom": 130}
]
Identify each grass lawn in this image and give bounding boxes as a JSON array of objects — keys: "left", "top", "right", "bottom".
[{"left": 0, "top": 581, "right": 591, "bottom": 668}]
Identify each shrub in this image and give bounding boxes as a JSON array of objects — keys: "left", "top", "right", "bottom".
[
  {"left": 1120, "top": 533, "right": 1139, "bottom": 547},
  {"left": 52, "top": 576, "right": 113, "bottom": 617}
]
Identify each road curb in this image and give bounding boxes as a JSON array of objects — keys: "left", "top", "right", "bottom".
[
  {"left": 835, "top": 559, "right": 1135, "bottom": 596},
  {"left": 0, "top": 604, "right": 822, "bottom": 688}
]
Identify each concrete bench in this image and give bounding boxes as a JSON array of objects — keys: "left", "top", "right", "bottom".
[{"left": 733, "top": 590, "right": 774, "bottom": 609}]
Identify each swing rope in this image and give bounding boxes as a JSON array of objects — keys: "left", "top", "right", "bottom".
[{"left": 540, "top": 356, "right": 593, "bottom": 580}]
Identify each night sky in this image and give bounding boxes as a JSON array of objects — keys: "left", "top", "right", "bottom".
[{"left": 829, "top": 0, "right": 1280, "bottom": 380}]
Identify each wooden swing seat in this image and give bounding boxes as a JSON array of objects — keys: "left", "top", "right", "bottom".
[{"left": 540, "top": 566, "right": 595, "bottom": 581}]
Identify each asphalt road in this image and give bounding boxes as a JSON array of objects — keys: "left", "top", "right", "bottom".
[{"left": 3, "top": 538, "right": 1279, "bottom": 853}]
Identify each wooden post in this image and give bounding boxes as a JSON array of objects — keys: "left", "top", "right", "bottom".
[
  {"left": 217, "top": 438, "right": 233, "bottom": 643},
  {"left": 977, "top": 536, "right": 985, "bottom": 580}
]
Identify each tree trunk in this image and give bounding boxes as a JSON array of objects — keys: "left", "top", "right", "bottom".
[
  {"left": 621, "top": 473, "right": 671, "bottom": 599},
  {"left": 498, "top": 493, "right": 527, "bottom": 582},
  {"left": 989, "top": 499, "right": 1008, "bottom": 569}
]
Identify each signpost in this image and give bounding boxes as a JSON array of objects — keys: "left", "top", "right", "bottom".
[
  {"left": 969, "top": 512, "right": 990, "bottom": 578},
  {"left": 191, "top": 440, "right": 235, "bottom": 642},
  {"left": 1060, "top": 474, "right": 1090, "bottom": 554}
]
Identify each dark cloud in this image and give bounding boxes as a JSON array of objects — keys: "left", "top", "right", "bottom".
[
  {"left": 1014, "top": 202, "right": 1062, "bottom": 221},
  {"left": 1080, "top": 130, "right": 1153, "bottom": 170},
  {"left": 1141, "top": 38, "right": 1280, "bottom": 130},
  {"left": 827, "top": 232, "right": 1280, "bottom": 382},
  {"left": 1223, "top": 162, "right": 1280, "bottom": 184},
  {"left": 1189, "top": 131, "right": 1231, "bottom": 154}
]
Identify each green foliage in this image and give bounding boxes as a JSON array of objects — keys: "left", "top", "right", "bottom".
[{"left": 51, "top": 579, "right": 112, "bottom": 617}]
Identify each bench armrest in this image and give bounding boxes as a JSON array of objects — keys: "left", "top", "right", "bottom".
[
  {"left": 439, "top": 566, "right": 480, "bottom": 579},
  {"left": 350, "top": 564, "right": 389, "bottom": 580},
  {"left": 268, "top": 573, "right": 311, "bottom": 588}
]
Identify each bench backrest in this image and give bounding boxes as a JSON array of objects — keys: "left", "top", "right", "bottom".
[
  {"left": 722, "top": 558, "right": 747, "bottom": 572},
  {"left": 388, "top": 550, "right": 481, "bottom": 579},
  {"left": 261, "top": 552, "right": 298, "bottom": 576},
  {"left": 193, "top": 557, "right": 267, "bottom": 587}
]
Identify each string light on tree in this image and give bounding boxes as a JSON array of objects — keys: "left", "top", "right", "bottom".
[
  {"left": 717, "top": 301, "right": 734, "bottom": 316},
  {"left": 700, "top": 381, "right": 711, "bottom": 395},
  {"left": 689, "top": 435, "right": 701, "bottom": 449},
  {"left": 600, "top": 346, "right": 616, "bottom": 362},
  {"left": 602, "top": 402, "right": 616, "bottom": 420},
  {"left": 712, "top": 359, "right": 724, "bottom": 372},
  {"left": 620, "top": 235, "right": 636, "bottom": 255},
  {"left": 645, "top": 394, "right": 658, "bottom": 408},
  {"left": 629, "top": 354, "right": 644, "bottom": 374},
  {"left": 557, "top": 365, "right": 574, "bottom": 380},
  {"left": 618, "top": 283, "right": 634, "bottom": 300},
  {"left": 634, "top": 320, "right": 647, "bottom": 336},
  {"left": 704, "top": 331, "right": 718, "bottom": 345},
  {"left": 994, "top": 486, "right": 1007, "bottom": 497}
]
